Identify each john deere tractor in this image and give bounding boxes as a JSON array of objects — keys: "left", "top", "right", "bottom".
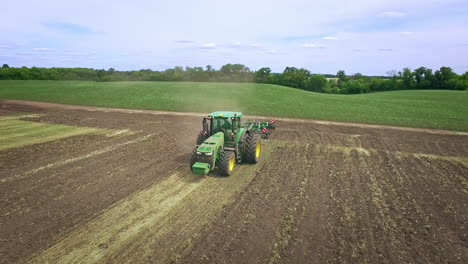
[{"left": 190, "top": 111, "right": 275, "bottom": 176}]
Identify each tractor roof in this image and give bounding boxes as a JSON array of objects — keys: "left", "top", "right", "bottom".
[{"left": 208, "top": 111, "right": 243, "bottom": 118}]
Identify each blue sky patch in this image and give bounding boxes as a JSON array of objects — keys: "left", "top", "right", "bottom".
[{"left": 42, "top": 22, "right": 95, "bottom": 35}]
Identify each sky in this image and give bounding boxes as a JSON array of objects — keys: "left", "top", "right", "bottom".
[{"left": 1, "top": 0, "right": 468, "bottom": 75}]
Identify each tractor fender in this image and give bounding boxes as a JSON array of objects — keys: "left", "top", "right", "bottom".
[{"left": 236, "top": 128, "right": 248, "bottom": 149}]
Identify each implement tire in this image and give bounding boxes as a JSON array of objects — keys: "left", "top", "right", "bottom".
[
  {"left": 218, "top": 150, "right": 235, "bottom": 176},
  {"left": 244, "top": 132, "right": 261, "bottom": 163},
  {"left": 196, "top": 131, "right": 207, "bottom": 145}
]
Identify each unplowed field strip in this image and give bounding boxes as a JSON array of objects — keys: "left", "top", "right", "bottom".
[{"left": 0, "top": 114, "right": 111, "bottom": 151}]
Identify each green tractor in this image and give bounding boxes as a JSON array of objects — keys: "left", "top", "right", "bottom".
[{"left": 190, "top": 111, "right": 275, "bottom": 176}]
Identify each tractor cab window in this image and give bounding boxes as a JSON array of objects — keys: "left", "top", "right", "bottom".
[{"left": 211, "top": 117, "right": 232, "bottom": 135}]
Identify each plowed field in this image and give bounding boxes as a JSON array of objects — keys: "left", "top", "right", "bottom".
[{"left": 1, "top": 101, "right": 467, "bottom": 264}]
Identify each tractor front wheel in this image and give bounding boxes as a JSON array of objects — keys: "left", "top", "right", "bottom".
[
  {"left": 244, "top": 132, "right": 261, "bottom": 163},
  {"left": 196, "top": 131, "right": 208, "bottom": 145},
  {"left": 189, "top": 148, "right": 198, "bottom": 171},
  {"left": 218, "top": 150, "right": 236, "bottom": 176}
]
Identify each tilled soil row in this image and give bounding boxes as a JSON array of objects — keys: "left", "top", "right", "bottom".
[
  {"left": 1, "top": 110, "right": 198, "bottom": 264},
  {"left": 180, "top": 132, "right": 468, "bottom": 264},
  {"left": 1, "top": 105, "right": 467, "bottom": 264}
]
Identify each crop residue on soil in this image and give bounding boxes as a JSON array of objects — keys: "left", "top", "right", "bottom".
[
  {"left": 0, "top": 114, "right": 106, "bottom": 150},
  {"left": 0, "top": 103, "right": 467, "bottom": 264}
]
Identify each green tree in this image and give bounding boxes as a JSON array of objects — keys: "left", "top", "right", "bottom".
[
  {"left": 280, "top": 67, "right": 310, "bottom": 89},
  {"left": 255, "top": 67, "right": 271, "bottom": 83},
  {"left": 336, "top": 70, "right": 347, "bottom": 82},
  {"left": 2, "top": 64, "right": 9, "bottom": 68},
  {"left": 353, "top": 72, "right": 364, "bottom": 79},
  {"left": 399, "top": 68, "right": 416, "bottom": 89},
  {"left": 341, "top": 79, "right": 369, "bottom": 94},
  {"left": 413, "top": 67, "right": 433, "bottom": 89},
  {"left": 306, "top": 74, "right": 328, "bottom": 92},
  {"left": 434, "top": 66, "right": 457, "bottom": 89},
  {"left": 460, "top": 72, "right": 468, "bottom": 81}
]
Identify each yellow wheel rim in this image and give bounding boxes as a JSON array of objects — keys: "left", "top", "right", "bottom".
[
  {"left": 228, "top": 156, "right": 235, "bottom": 171},
  {"left": 255, "top": 142, "right": 261, "bottom": 158}
]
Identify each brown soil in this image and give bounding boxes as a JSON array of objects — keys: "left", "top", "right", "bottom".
[{"left": 0, "top": 101, "right": 467, "bottom": 264}]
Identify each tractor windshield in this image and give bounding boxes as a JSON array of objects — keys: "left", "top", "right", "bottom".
[{"left": 211, "top": 117, "right": 232, "bottom": 135}]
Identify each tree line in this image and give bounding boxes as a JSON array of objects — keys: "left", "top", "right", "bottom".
[{"left": 1, "top": 63, "right": 467, "bottom": 93}]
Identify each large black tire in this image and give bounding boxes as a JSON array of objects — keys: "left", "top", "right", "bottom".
[
  {"left": 218, "top": 150, "right": 235, "bottom": 176},
  {"left": 244, "top": 132, "right": 261, "bottom": 163},
  {"left": 189, "top": 148, "right": 198, "bottom": 171},
  {"left": 196, "top": 131, "right": 208, "bottom": 145}
]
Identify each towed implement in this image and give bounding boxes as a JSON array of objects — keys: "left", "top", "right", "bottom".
[{"left": 190, "top": 111, "right": 275, "bottom": 176}]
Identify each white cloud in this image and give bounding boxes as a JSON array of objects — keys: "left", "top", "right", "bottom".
[
  {"left": 175, "top": 40, "right": 193, "bottom": 44},
  {"left": 267, "top": 49, "right": 278, "bottom": 54},
  {"left": 63, "top": 51, "right": 89, "bottom": 56},
  {"left": 230, "top": 42, "right": 262, "bottom": 48},
  {"left": 200, "top": 42, "right": 216, "bottom": 49},
  {"left": 1, "top": 0, "right": 467, "bottom": 73},
  {"left": 302, "top": 43, "right": 326, "bottom": 49},
  {"left": 32, "top": 47, "right": 56, "bottom": 51}
]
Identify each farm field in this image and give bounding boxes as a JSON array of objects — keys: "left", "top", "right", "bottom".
[
  {"left": 0, "top": 80, "right": 467, "bottom": 131},
  {"left": 0, "top": 101, "right": 467, "bottom": 264}
]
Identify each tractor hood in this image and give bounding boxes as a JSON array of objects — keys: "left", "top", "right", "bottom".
[{"left": 197, "top": 132, "right": 224, "bottom": 153}]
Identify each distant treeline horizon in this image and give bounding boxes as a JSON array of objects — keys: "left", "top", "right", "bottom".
[{"left": 1, "top": 63, "right": 467, "bottom": 94}]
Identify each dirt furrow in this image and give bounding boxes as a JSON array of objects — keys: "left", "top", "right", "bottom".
[
  {"left": 177, "top": 143, "right": 316, "bottom": 264},
  {"left": 1, "top": 104, "right": 467, "bottom": 264},
  {"left": 26, "top": 143, "right": 277, "bottom": 264}
]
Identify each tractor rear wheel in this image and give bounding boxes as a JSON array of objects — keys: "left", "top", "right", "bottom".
[
  {"left": 196, "top": 131, "right": 207, "bottom": 145},
  {"left": 218, "top": 150, "right": 236, "bottom": 176},
  {"left": 244, "top": 132, "right": 261, "bottom": 163},
  {"left": 189, "top": 148, "right": 197, "bottom": 171}
]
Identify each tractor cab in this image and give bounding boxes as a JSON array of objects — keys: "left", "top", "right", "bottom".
[{"left": 205, "top": 111, "right": 242, "bottom": 140}]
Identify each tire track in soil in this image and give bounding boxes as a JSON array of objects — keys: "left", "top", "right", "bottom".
[
  {"left": 275, "top": 145, "right": 336, "bottom": 264},
  {"left": 384, "top": 153, "right": 467, "bottom": 263},
  {"left": 178, "top": 127, "right": 468, "bottom": 264},
  {"left": 2, "top": 133, "right": 156, "bottom": 183},
  {"left": 177, "top": 143, "right": 322, "bottom": 264},
  {"left": 25, "top": 142, "right": 278, "bottom": 264},
  {"left": 281, "top": 141, "right": 468, "bottom": 264},
  {"left": 0, "top": 133, "right": 127, "bottom": 177},
  {"left": 279, "top": 144, "right": 378, "bottom": 264},
  {"left": 1, "top": 133, "right": 160, "bottom": 215},
  {"left": 0, "top": 111, "right": 199, "bottom": 264},
  {"left": 267, "top": 143, "right": 321, "bottom": 264}
]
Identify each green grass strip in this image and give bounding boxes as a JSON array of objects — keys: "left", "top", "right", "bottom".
[{"left": 0, "top": 80, "right": 467, "bottom": 131}]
